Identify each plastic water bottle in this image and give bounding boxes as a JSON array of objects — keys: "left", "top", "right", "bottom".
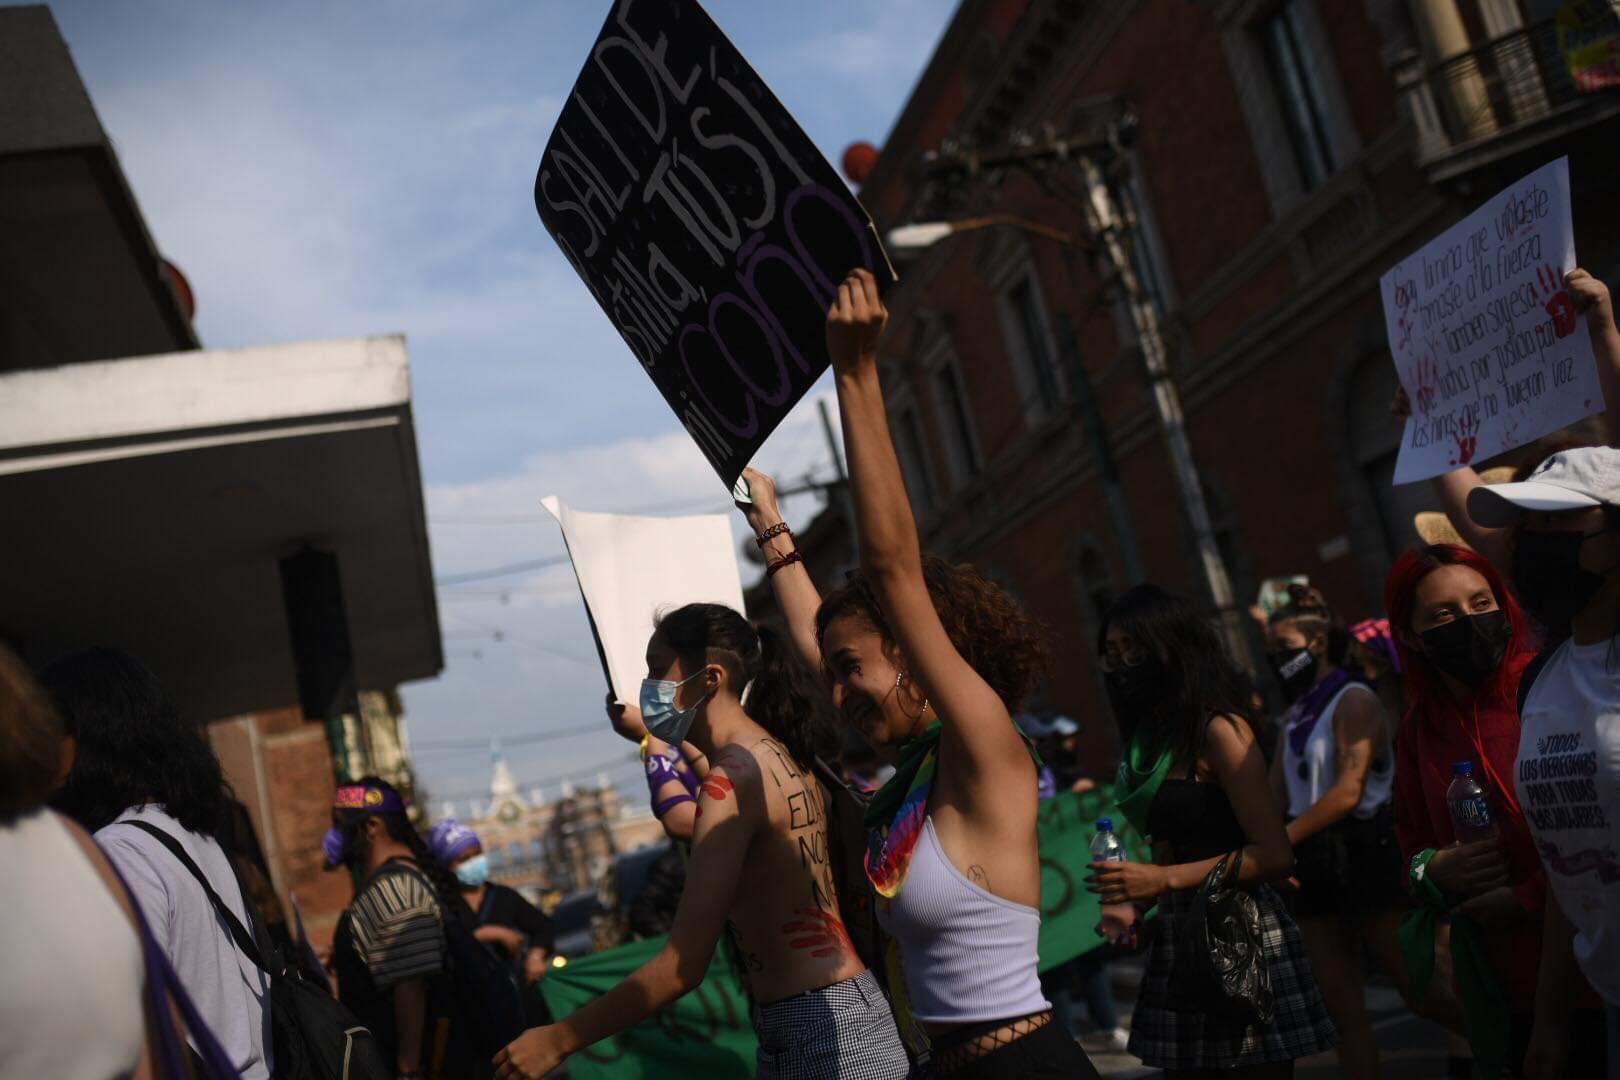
[
  {"left": 1092, "top": 818, "right": 1136, "bottom": 944},
  {"left": 1446, "top": 761, "right": 1497, "bottom": 843},
  {"left": 1091, "top": 817, "right": 1127, "bottom": 865}
]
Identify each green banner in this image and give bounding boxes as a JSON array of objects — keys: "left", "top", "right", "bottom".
[
  {"left": 539, "top": 935, "right": 758, "bottom": 1080},
  {"left": 1036, "top": 785, "right": 1149, "bottom": 972},
  {"left": 540, "top": 788, "right": 1144, "bottom": 1079}
]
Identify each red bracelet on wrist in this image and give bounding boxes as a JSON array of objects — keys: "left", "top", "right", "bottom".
[{"left": 766, "top": 550, "right": 803, "bottom": 577}]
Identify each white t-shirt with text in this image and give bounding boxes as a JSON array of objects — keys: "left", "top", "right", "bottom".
[{"left": 1516, "top": 637, "right": 1620, "bottom": 1004}]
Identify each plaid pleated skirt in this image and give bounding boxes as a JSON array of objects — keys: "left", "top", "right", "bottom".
[{"left": 1128, "top": 884, "right": 1336, "bottom": 1070}]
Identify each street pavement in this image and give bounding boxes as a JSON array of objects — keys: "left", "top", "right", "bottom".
[{"left": 1082, "top": 958, "right": 1456, "bottom": 1078}]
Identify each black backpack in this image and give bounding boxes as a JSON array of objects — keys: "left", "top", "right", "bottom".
[
  {"left": 374, "top": 861, "right": 529, "bottom": 1061},
  {"left": 124, "top": 820, "right": 389, "bottom": 1080}
]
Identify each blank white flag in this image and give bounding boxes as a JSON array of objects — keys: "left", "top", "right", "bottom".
[{"left": 541, "top": 495, "right": 746, "bottom": 703}]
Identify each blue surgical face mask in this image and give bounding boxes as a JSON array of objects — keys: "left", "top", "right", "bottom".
[
  {"left": 639, "top": 669, "right": 710, "bottom": 745},
  {"left": 454, "top": 853, "right": 491, "bottom": 889}
]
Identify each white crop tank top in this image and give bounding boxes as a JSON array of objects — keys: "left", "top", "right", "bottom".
[
  {"left": 1281, "top": 681, "right": 1394, "bottom": 820},
  {"left": 874, "top": 816, "right": 1050, "bottom": 1024}
]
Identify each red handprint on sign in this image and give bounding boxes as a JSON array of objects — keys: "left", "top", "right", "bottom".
[
  {"left": 781, "top": 908, "right": 854, "bottom": 958},
  {"left": 1414, "top": 356, "right": 1440, "bottom": 416},
  {"left": 1453, "top": 410, "right": 1479, "bottom": 467},
  {"left": 1541, "top": 264, "right": 1577, "bottom": 338}
]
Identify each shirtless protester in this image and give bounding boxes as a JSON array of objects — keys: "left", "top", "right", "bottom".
[{"left": 493, "top": 602, "right": 909, "bottom": 1080}]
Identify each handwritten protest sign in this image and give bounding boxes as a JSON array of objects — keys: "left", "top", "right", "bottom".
[
  {"left": 535, "top": 0, "right": 894, "bottom": 488},
  {"left": 541, "top": 496, "right": 744, "bottom": 703},
  {"left": 1382, "top": 157, "right": 1598, "bottom": 484}
]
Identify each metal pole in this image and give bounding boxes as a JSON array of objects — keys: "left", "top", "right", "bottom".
[
  {"left": 1077, "top": 156, "right": 1252, "bottom": 666},
  {"left": 1056, "top": 314, "right": 1146, "bottom": 585}
]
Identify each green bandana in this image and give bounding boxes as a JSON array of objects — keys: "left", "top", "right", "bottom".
[
  {"left": 1114, "top": 734, "right": 1173, "bottom": 840},
  {"left": 1398, "top": 848, "right": 1515, "bottom": 1080}
]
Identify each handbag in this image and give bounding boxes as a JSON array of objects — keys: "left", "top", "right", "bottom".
[{"left": 1174, "top": 849, "right": 1274, "bottom": 1025}]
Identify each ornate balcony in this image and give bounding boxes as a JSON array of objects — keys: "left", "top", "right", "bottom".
[{"left": 1400, "top": 17, "right": 1620, "bottom": 181}]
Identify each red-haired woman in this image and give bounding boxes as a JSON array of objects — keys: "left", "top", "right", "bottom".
[{"left": 1385, "top": 543, "right": 1604, "bottom": 1077}]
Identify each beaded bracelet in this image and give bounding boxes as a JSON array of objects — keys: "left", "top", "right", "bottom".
[{"left": 755, "top": 521, "right": 792, "bottom": 547}]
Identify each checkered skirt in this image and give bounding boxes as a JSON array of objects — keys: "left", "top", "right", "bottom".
[
  {"left": 1127, "top": 884, "right": 1336, "bottom": 1070},
  {"left": 755, "top": 969, "right": 911, "bottom": 1080}
]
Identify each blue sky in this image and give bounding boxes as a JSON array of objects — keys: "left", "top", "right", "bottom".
[{"left": 38, "top": 0, "right": 956, "bottom": 809}]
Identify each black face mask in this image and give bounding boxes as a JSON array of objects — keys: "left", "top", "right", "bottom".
[
  {"left": 1268, "top": 647, "right": 1319, "bottom": 703},
  {"left": 1418, "top": 610, "right": 1513, "bottom": 687},
  {"left": 1513, "top": 527, "right": 1610, "bottom": 639},
  {"left": 1104, "top": 653, "right": 1168, "bottom": 716}
]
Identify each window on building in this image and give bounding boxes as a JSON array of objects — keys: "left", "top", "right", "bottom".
[
  {"left": 894, "top": 408, "right": 937, "bottom": 515},
  {"left": 933, "top": 362, "right": 981, "bottom": 485},
  {"left": 1260, "top": 1, "right": 1339, "bottom": 191},
  {"left": 1001, "top": 273, "right": 1063, "bottom": 418}
]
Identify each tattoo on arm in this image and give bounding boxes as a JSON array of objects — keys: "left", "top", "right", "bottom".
[{"left": 968, "top": 865, "right": 991, "bottom": 890}]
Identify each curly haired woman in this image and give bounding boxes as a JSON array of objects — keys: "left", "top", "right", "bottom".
[{"left": 801, "top": 268, "right": 1099, "bottom": 1078}]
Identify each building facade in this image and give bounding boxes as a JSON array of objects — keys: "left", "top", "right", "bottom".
[
  {"left": 440, "top": 759, "right": 666, "bottom": 898},
  {"left": 757, "top": 0, "right": 1620, "bottom": 770}
]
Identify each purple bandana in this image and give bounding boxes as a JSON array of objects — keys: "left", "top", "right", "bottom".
[{"left": 1284, "top": 669, "right": 1355, "bottom": 758}]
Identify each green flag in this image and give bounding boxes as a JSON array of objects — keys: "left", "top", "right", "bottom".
[
  {"left": 539, "top": 936, "right": 758, "bottom": 1079},
  {"left": 1037, "top": 785, "right": 1150, "bottom": 972},
  {"left": 541, "top": 788, "right": 1144, "bottom": 1079}
]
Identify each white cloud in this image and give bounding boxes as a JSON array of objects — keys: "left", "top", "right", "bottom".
[{"left": 405, "top": 388, "right": 845, "bottom": 798}]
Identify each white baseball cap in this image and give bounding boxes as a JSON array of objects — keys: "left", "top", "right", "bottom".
[{"left": 1466, "top": 447, "right": 1620, "bottom": 527}]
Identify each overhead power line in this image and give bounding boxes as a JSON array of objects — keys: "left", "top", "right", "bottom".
[{"left": 411, "top": 719, "right": 608, "bottom": 752}]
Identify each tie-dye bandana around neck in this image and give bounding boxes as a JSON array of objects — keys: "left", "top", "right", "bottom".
[
  {"left": 862, "top": 722, "right": 942, "bottom": 898},
  {"left": 862, "top": 720, "right": 1042, "bottom": 898}
]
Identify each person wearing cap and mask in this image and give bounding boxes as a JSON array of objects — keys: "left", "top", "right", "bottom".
[
  {"left": 1467, "top": 449, "right": 1620, "bottom": 1077},
  {"left": 325, "top": 777, "right": 479, "bottom": 1080},
  {"left": 427, "top": 820, "right": 555, "bottom": 1028},
  {"left": 1385, "top": 535, "right": 1608, "bottom": 1080}
]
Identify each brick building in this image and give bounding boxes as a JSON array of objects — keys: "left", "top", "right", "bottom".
[{"left": 752, "top": 0, "right": 1620, "bottom": 770}]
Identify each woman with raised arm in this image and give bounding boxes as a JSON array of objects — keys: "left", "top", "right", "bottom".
[
  {"left": 811, "top": 268, "right": 1097, "bottom": 1078},
  {"left": 495, "top": 603, "right": 908, "bottom": 1080},
  {"left": 1089, "top": 584, "right": 1336, "bottom": 1077}
]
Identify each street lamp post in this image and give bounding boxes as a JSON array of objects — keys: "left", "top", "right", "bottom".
[{"left": 889, "top": 124, "right": 1252, "bottom": 666}]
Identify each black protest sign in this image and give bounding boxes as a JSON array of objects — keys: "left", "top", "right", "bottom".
[{"left": 534, "top": 0, "right": 893, "bottom": 487}]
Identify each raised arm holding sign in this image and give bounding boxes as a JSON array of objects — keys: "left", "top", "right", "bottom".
[
  {"left": 1388, "top": 267, "right": 1620, "bottom": 567},
  {"left": 534, "top": 0, "right": 894, "bottom": 488},
  {"left": 1381, "top": 157, "right": 1612, "bottom": 487}
]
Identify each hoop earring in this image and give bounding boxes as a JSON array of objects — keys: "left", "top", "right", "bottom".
[{"left": 895, "top": 671, "right": 930, "bottom": 720}]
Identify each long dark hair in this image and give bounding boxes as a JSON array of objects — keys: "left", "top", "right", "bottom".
[
  {"left": 46, "top": 648, "right": 230, "bottom": 835},
  {"left": 341, "top": 776, "right": 466, "bottom": 905},
  {"left": 655, "top": 603, "right": 835, "bottom": 770},
  {"left": 1098, "top": 585, "right": 1256, "bottom": 769}
]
